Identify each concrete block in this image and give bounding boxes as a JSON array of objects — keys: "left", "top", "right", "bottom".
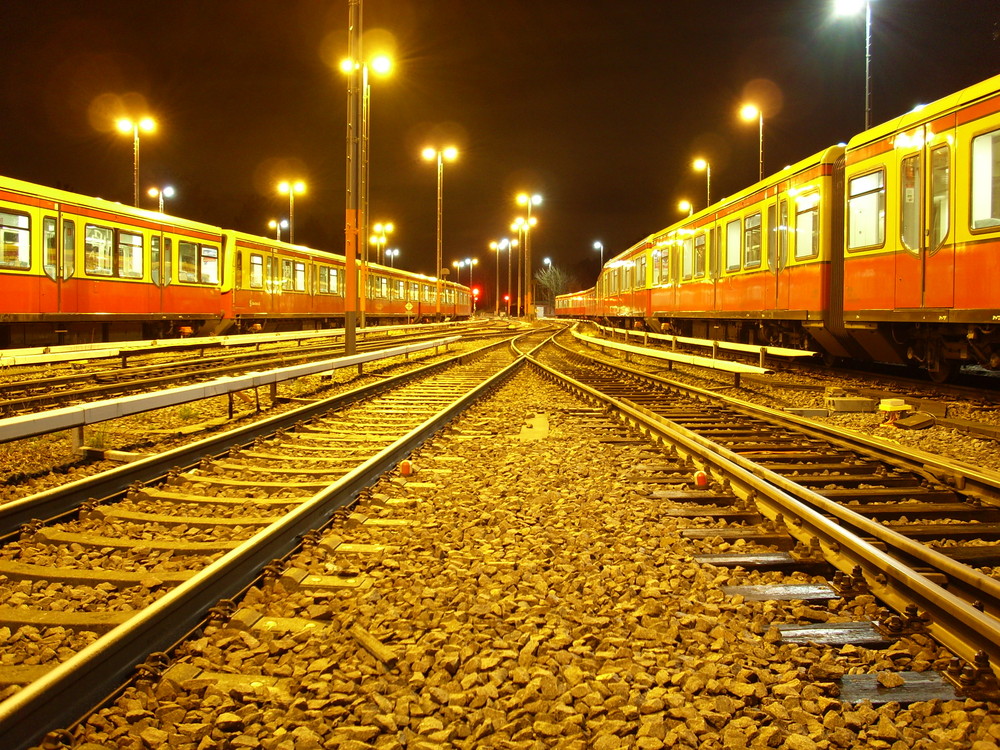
[
  {"left": 825, "top": 396, "right": 877, "bottom": 413},
  {"left": 894, "top": 413, "right": 936, "bottom": 430}
]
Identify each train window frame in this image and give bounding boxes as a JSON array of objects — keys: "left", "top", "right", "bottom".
[
  {"left": 280, "top": 258, "right": 294, "bottom": 291},
  {"left": 249, "top": 253, "right": 264, "bottom": 289},
  {"left": 846, "top": 169, "right": 886, "bottom": 252},
  {"left": 317, "top": 264, "right": 330, "bottom": 294},
  {"left": 900, "top": 153, "right": 922, "bottom": 254},
  {"left": 84, "top": 224, "right": 114, "bottom": 276},
  {"left": 681, "top": 237, "right": 694, "bottom": 280},
  {"left": 151, "top": 236, "right": 162, "bottom": 286},
  {"left": 62, "top": 219, "right": 76, "bottom": 280},
  {"left": 725, "top": 218, "right": 741, "bottom": 272},
  {"left": 293, "top": 260, "right": 306, "bottom": 292},
  {"left": 794, "top": 191, "right": 820, "bottom": 260},
  {"left": 928, "top": 144, "right": 950, "bottom": 253},
  {"left": 118, "top": 231, "right": 144, "bottom": 279},
  {"left": 744, "top": 212, "right": 762, "bottom": 268},
  {"left": 43, "top": 216, "right": 57, "bottom": 281},
  {"left": 636, "top": 255, "right": 646, "bottom": 289},
  {"left": 0, "top": 210, "right": 31, "bottom": 271},
  {"left": 694, "top": 233, "right": 706, "bottom": 278},
  {"left": 970, "top": 127, "right": 1000, "bottom": 232}
]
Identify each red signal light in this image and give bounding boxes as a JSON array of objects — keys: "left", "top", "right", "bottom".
[
  {"left": 472, "top": 287, "right": 480, "bottom": 297},
  {"left": 503, "top": 294, "right": 510, "bottom": 301}
]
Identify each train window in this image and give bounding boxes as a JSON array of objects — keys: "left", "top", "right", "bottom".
[
  {"left": 971, "top": 129, "right": 1000, "bottom": 230},
  {"left": 293, "top": 261, "right": 305, "bottom": 291},
  {"left": 394, "top": 280, "right": 404, "bottom": 299},
  {"left": 151, "top": 236, "right": 161, "bottom": 286},
  {"left": 200, "top": 246, "right": 219, "bottom": 284},
  {"left": 249, "top": 254, "right": 264, "bottom": 289},
  {"left": 118, "top": 231, "right": 143, "bottom": 279},
  {"left": 43, "top": 217, "right": 57, "bottom": 280},
  {"left": 317, "top": 265, "right": 329, "bottom": 293},
  {"left": 265, "top": 256, "right": 273, "bottom": 291},
  {"left": 636, "top": 256, "right": 646, "bottom": 288},
  {"left": 331, "top": 268, "right": 342, "bottom": 295},
  {"left": 725, "top": 219, "right": 741, "bottom": 271},
  {"left": 0, "top": 211, "right": 30, "bottom": 270},
  {"left": 694, "top": 234, "right": 706, "bottom": 278},
  {"left": 280, "top": 259, "right": 294, "bottom": 290},
  {"left": 163, "top": 237, "right": 172, "bottom": 286},
  {"left": 847, "top": 170, "right": 885, "bottom": 250},
  {"left": 682, "top": 237, "right": 694, "bottom": 280},
  {"left": 178, "top": 241, "right": 199, "bottom": 282},
  {"left": 85, "top": 225, "right": 114, "bottom": 276},
  {"left": 794, "top": 193, "right": 820, "bottom": 259},
  {"left": 929, "top": 145, "right": 950, "bottom": 251},
  {"left": 900, "top": 154, "right": 922, "bottom": 253},
  {"left": 744, "top": 213, "right": 762, "bottom": 268},
  {"left": 62, "top": 220, "right": 75, "bottom": 280}
]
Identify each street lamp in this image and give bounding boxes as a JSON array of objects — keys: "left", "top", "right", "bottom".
[
  {"left": 594, "top": 241, "right": 604, "bottom": 268},
  {"left": 693, "top": 157, "right": 711, "bottom": 207},
  {"left": 147, "top": 185, "right": 174, "bottom": 213},
  {"left": 835, "top": 0, "right": 873, "bottom": 129},
  {"left": 116, "top": 116, "right": 156, "bottom": 207},
  {"left": 490, "top": 239, "right": 509, "bottom": 316},
  {"left": 268, "top": 218, "right": 289, "bottom": 242},
  {"left": 516, "top": 192, "right": 542, "bottom": 316},
  {"left": 278, "top": 180, "right": 306, "bottom": 244},
  {"left": 740, "top": 103, "right": 764, "bottom": 181},
  {"left": 422, "top": 146, "right": 458, "bottom": 319},
  {"left": 512, "top": 216, "right": 537, "bottom": 318},
  {"left": 370, "top": 221, "right": 393, "bottom": 265},
  {"left": 385, "top": 248, "right": 399, "bottom": 267},
  {"left": 678, "top": 199, "right": 693, "bottom": 217}
]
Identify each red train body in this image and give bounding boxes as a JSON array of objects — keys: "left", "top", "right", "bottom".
[
  {"left": 0, "top": 177, "right": 470, "bottom": 347},
  {"left": 556, "top": 73, "right": 1000, "bottom": 380}
]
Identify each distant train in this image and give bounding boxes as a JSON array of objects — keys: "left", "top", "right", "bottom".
[
  {"left": 0, "top": 175, "right": 470, "bottom": 347},
  {"left": 556, "top": 73, "right": 1000, "bottom": 381}
]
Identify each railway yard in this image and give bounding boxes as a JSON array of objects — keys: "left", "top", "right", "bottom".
[{"left": 2, "top": 320, "right": 1000, "bottom": 748}]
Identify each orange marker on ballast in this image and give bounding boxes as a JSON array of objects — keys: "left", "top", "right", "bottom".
[
  {"left": 694, "top": 470, "right": 709, "bottom": 488},
  {"left": 400, "top": 460, "right": 414, "bottom": 477}
]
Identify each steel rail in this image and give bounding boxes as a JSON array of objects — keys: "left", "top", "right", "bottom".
[
  {"left": 530, "top": 346, "right": 1000, "bottom": 681},
  {"left": 0, "top": 336, "right": 516, "bottom": 537},
  {"left": 0, "top": 334, "right": 535, "bottom": 750}
]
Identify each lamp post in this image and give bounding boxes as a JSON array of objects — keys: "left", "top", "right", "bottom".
[
  {"left": 678, "top": 199, "right": 693, "bottom": 217},
  {"left": 516, "top": 193, "right": 541, "bottom": 317},
  {"left": 385, "top": 248, "right": 399, "bottom": 267},
  {"left": 268, "top": 219, "right": 288, "bottom": 242},
  {"left": 116, "top": 116, "right": 155, "bottom": 207},
  {"left": 693, "top": 157, "right": 711, "bottom": 206},
  {"left": 147, "top": 185, "right": 174, "bottom": 213},
  {"left": 371, "top": 221, "right": 393, "bottom": 265},
  {"left": 490, "top": 239, "right": 508, "bottom": 316},
  {"left": 422, "top": 146, "right": 458, "bottom": 319},
  {"left": 277, "top": 180, "right": 305, "bottom": 244},
  {"left": 593, "top": 241, "right": 604, "bottom": 269},
  {"left": 508, "top": 238, "right": 518, "bottom": 317},
  {"left": 835, "top": 0, "right": 873, "bottom": 129},
  {"left": 740, "top": 104, "right": 764, "bottom": 181},
  {"left": 511, "top": 216, "right": 536, "bottom": 318}
]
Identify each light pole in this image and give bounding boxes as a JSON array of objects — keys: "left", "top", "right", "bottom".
[
  {"left": 678, "top": 200, "right": 693, "bottom": 217},
  {"left": 594, "top": 241, "right": 604, "bottom": 269},
  {"left": 268, "top": 219, "right": 288, "bottom": 241},
  {"left": 148, "top": 185, "right": 174, "bottom": 213},
  {"left": 490, "top": 239, "right": 508, "bottom": 316},
  {"left": 116, "top": 116, "right": 155, "bottom": 207},
  {"left": 385, "top": 248, "right": 399, "bottom": 267},
  {"left": 422, "top": 146, "right": 458, "bottom": 319},
  {"left": 511, "top": 217, "right": 536, "bottom": 317},
  {"left": 508, "top": 238, "right": 518, "bottom": 317},
  {"left": 693, "top": 157, "right": 711, "bottom": 206},
  {"left": 835, "top": 0, "right": 873, "bottom": 129},
  {"left": 516, "top": 193, "right": 542, "bottom": 317},
  {"left": 371, "top": 221, "right": 393, "bottom": 265},
  {"left": 740, "top": 103, "right": 764, "bottom": 181},
  {"left": 277, "top": 180, "right": 305, "bottom": 244}
]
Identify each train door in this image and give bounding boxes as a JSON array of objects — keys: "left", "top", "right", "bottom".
[
  {"left": 709, "top": 226, "right": 721, "bottom": 312},
  {"left": 895, "top": 126, "right": 955, "bottom": 309},
  {"left": 767, "top": 198, "right": 789, "bottom": 310},
  {"left": 38, "top": 213, "right": 78, "bottom": 314},
  {"left": 151, "top": 233, "right": 171, "bottom": 314}
]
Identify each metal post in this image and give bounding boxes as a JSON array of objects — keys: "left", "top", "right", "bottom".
[
  {"left": 131, "top": 125, "right": 140, "bottom": 208},
  {"left": 435, "top": 152, "right": 444, "bottom": 319},
  {"left": 344, "top": 0, "right": 362, "bottom": 355},
  {"left": 864, "top": 0, "right": 872, "bottom": 130}
]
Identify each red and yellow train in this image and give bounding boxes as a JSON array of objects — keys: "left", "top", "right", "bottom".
[
  {"left": 556, "top": 73, "right": 1000, "bottom": 380},
  {"left": 0, "top": 176, "right": 471, "bottom": 347}
]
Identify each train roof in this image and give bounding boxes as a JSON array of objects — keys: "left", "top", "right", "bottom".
[{"left": 847, "top": 72, "right": 1000, "bottom": 151}]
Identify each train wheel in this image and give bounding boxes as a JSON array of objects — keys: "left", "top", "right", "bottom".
[{"left": 926, "top": 357, "right": 954, "bottom": 384}]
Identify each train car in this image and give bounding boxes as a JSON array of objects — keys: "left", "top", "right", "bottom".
[
  {"left": 0, "top": 174, "right": 230, "bottom": 346},
  {"left": 0, "top": 174, "right": 469, "bottom": 346},
  {"left": 842, "top": 72, "right": 1000, "bottom": 379},
  {"left": 553, "top": 285, "right": 596, "bottom": 318},
  {"left": 559, "top": 72, "right": 1000, "bottom": 380}
]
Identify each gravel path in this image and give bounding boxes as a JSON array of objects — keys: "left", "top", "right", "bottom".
[{"left": 66, "top": 368, "right": 1000, "bottom": 750}]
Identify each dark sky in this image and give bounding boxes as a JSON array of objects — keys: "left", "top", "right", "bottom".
[{"left": 2, "top": 1, "right": 998, "bottom": 297}]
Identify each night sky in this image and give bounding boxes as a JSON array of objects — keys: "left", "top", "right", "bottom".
[{"left": 2, "top": 1, "right": 998, "bottom": 300}]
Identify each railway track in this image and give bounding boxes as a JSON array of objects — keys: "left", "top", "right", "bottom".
[
  {"left": 535, "top": 334, "right": 1000, "bottom": 692},
  {"left": 0, "top": 323, "right": 502, "bottom": 417},
  {"left": 0, "top": 326, "right": 556, "bottom": 747}
]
